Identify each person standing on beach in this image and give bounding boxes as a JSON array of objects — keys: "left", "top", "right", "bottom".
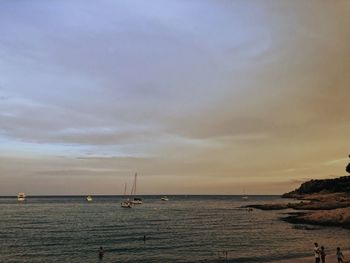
[
  {"left": 320, "top": 246, "right": 326, "bottom": 263},
  {"left": 314, "top": 243, "right": 321, "bottom": 263},
  {"left": 336, "top": 247, "right": 344, "bottom": 263}
]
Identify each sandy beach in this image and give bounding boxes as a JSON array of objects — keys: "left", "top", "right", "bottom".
[{"left": 272, "top": 251, "right": 350, "bottom": 263}]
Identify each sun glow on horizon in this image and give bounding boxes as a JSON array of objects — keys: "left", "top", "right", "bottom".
[{"left": 1, "top": 0, "right": 350, "bottom": 195}]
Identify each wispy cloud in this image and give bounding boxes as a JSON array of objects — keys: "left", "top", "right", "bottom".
[
  {"left": 323, "top": 158, "right": 349, "bottom": 166},
  {"left": 0, "top": 0, "right": 350, "bottom": 194}
]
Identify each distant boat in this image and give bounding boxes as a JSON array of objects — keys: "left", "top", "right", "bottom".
[
  {"left": 17, "top": 192, "right": 26, "bottom": 202},
  {"left": 132, "top": 197, "right": 143, "bottom": 204},
  {"left": 161, "top": 196, "right": 169, "bottom": 201},
  {"left": 121, "top": 183, "right": 132, "bottom": 208},
  {"left": 130, "top": 173, "right": 143, "bottom": 205},
  {"left": 242, "top": 189, "right": 249, "bottom": 200},
  {"left": 86, "top": 196, "right": 93, "bottom": 202},
  {"left": 121, "top": 200, "right": 132, "bottom": 208}
]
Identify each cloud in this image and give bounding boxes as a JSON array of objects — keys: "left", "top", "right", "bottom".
[
  {"left": 323, "top": 158, "right": 349, "bottom": 166},
  {"left": 0, "top": 0, "right": 350, "bottom": 194}
]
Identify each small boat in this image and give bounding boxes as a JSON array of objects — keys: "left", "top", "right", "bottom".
[
  {"left": 121, "top": 183, "right": 133, "bottom": 208},
  {"left": 131, "top": 197, "right": 143, "bottom": 204},
  {"left": 241, "top": 189, "right": 249, "bottom": 200},
  {"left": 130, "top": 173, "right": 143, "bottom": 205},
  {"left": 161, "top": 196, "right": 169, "bottom": 201},
  {"left": 17, "top": 192, "right": 26, "bottom": 202},
  {"left": 121, "top": 200, "right": 132, "bottom": 208},
  {"left": 86, "top": 196, "right": 93, "bottom": 202}
]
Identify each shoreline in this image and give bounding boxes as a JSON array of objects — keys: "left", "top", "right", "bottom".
[
  {"left": 271, "top": 250, "right": 350, "bottom": 263},
  {"left": 245, "top": 192, "right": 350, "bottom": 229}
]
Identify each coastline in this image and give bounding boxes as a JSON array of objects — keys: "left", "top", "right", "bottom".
[
  {"left": 244, "top": 176, "right": 350, "bottom": 229},
  {"left": 271, "top": 251, "right": 350, "bottom": 263}
]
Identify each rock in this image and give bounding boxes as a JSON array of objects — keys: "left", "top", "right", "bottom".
[
  {"left": 246, "top": 193, "right": 350, "bottom": 211},
  {"left": 248, "top": 172, "right": 350, "bottom": 229},
  {"left": 283, "top": 207, "right": 350, "bottom": 229},
  {"left": 244, "top": 204, "right": 290, "bottom": 210}
]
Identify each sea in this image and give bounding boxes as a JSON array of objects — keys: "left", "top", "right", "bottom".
[{"left": 1, "top": 195, "right": 349, "bottom": 263}]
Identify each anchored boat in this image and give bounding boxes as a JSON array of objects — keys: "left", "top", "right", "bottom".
[
  {"left": 121, "top": 173, "right": 143, "bottom": 207},
  {"left": 121, "top": 200, "right": 132, "bottom": 208},
  {"left": 161, "top": 196, "right": 169, "bottom": 201},
  {"left": 121, "top": 183, "right": 132, "bottom": 208},
  {"left": 130, "top": 173, "right": 143, "bottom": 205},
  {"left": 17, "top": 192, "right": 26, "bottom": 202}
]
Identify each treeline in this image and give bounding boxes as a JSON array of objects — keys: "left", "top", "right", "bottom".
[{"left": 282, "top": 176, "right": 350, "bottom": 198}]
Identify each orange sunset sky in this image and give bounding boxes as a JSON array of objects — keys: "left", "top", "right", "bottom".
[{"left": 0, "top": 0, "right": 349, "bottom": 195}]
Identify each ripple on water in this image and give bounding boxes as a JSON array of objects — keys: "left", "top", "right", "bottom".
[{"left": 1, "top": 196, "right": 350, "bottom": 263}]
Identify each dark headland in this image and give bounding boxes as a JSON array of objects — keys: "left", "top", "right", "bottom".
[{"left": 246, "top": 157, "right": 350, "bottom": 229}]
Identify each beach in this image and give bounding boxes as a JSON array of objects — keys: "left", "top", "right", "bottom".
[{"left": 272, "top": 251, "right": 350, "bottom": 263}]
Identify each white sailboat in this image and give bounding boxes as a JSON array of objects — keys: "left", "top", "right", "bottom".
[
  {"left": 121, "top": 183, "right": 132, "bottom": 208},
  {"left": 242, "top": 189, "right": 249, "bottom": 200},
  {"left": 17, "top": 192, "right": 26, "bottom": 202},
  {"left": 121, "top": 200, "right": 132, "bottom": 208},
  {"left": 161, "top": 196, "right": 169, "bottom": 201},
  {"left": 130, "top": 173, "right": 143, "bottom": 205}
]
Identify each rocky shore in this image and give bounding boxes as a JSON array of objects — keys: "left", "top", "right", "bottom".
[
  {"left": 283, "top": 206, "right": 350, "bottom": 229},
  {"left": 245, "top": 174, "right": 350, "bottom": 229},
  {"left": 247, "top": 192, "right": 350, "bottom": 211}
]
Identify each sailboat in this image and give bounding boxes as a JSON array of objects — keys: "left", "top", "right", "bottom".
[
  {"left": 130, "top": 173, "right": 143, "bottom": 205},
  {"left": 161, "top": 196, "right": 169, "bottom": 201},
  {"left": 17, "top": 192, "right": 26, "bottom": 202},
  {"left": 121, "top": 183, "right": 132, "bottom": 208},
  {"left": 121, "top": 200, "right": 132, "bottom": 208},
  {"left": 242, "top": 189, "right": 249, "bottom": 200}
]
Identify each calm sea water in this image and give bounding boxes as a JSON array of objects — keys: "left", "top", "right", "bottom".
[{"left": 1, "top": 196, "right": 349, "bottom": 263}]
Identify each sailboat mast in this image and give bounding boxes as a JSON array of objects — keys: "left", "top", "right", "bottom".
[
  {"left": 134, "top": 173, "right": 137, "bottom": 195},
  {"left": 123, "top": 183, "right": 127, "bottom": 196},
  {"left": 129, "top": 172, "right": 137, "bottom": 197}
]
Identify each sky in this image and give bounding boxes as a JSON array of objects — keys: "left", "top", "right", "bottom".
[{"left": 0, "top": 0, "right": 349, "bottom": 195}]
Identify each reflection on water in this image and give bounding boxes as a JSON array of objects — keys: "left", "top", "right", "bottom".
[{"left": 0, "top": 196, "right": 349, "bottom": 263}]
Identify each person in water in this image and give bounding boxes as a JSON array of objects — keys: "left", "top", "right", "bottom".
[
  {"left": 320, "top": 246, "right": 326, "bottom": 263},
  {"left": 99, "top": 246, "right": 105, "bottom": 260},
  {"left": 336, "top": 247, "right": 344, "bottom": 263},
  {"left": 314, "top": 243, "right": 321, "bottom": 263}
]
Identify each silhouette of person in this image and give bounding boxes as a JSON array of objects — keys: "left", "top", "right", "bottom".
[
  {"left": 336, "top": 247, "right": 344, "bottom": 263},
  {"left": 314, "top": 243, "right": 321, "bottom": 263},
  {"left": 320, "top": 246, "right": 326, "bottom": 263},
  {"left": 99, "top": 246, "right": 105, "bottom": 260}
]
